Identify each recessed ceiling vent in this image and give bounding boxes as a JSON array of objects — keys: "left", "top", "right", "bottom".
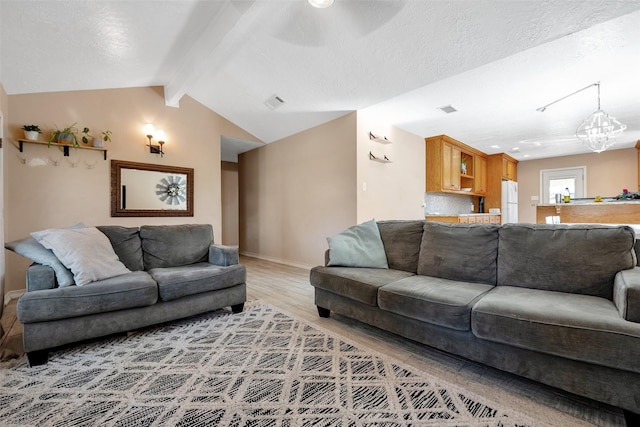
[
  {"left": 264, "top": 94, "right": 285, "bottom": 110},
  {"left": 438, "top": 105, "right": 458, "bottom": 114}
]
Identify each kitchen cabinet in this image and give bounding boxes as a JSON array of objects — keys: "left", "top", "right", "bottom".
[
  {"left": 485, "top": 153, "right": 519, "bottom": 212},
  {"left": 503, "top": 156, "right": 517, "bottom": 181},
  {"left": 442, "top": 142, "right": 461, "bottom": 190},
  {"left": 426, "top": 214, "right": 501, "bottom": 224},
  {"left": 426, "top": 135, "right": 487, "bottom": 196},
  {"left": 474, "top": 155, "right": 487, "bottom": 195}
]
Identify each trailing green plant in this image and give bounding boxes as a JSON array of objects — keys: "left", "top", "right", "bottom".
[
  {"left": 21, "top": 124, "right": 41, "bottom": 133},
  {"left": 101, "top": 130, "right": 112, "bottom": 142},
  {"left": 81, "top": 127, "right": 92, "bottom": 144},
  {"left": 49, "top": 123, "right": 79, "bottom": 147}
]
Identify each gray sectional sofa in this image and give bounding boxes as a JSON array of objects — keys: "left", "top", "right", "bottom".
[
  {"left": 310, "top": 221, "right": 640, "bottom": 413},
  {"left": 14, "top": 224, "right": 246, "bottom": 366}
]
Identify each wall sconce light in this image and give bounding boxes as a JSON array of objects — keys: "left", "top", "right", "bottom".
[{"left": 145, "top": 123, "right": 166, "bottom": 157}]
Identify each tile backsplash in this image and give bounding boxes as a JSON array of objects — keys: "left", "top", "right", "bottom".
[{"left": 424, "top": 193, "right": 474, "bottom": 215}]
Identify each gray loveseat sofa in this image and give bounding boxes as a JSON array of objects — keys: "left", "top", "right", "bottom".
[
  {"left": 15, "top": 224, "right": 246, "bottom": 366},
  {"left": 310, "top": 221, "right": 640, "bottom": 413}
]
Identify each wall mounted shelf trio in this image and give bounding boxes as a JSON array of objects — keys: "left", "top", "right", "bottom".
[
  {"left": 16, "top": 138, "right": 108, "bottom": 160},
  {"left": 368, "top": 131, "right": 392, "bottom": 163}
]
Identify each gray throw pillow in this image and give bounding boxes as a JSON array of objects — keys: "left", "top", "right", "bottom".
[
  {"left": 327, "top": 219, "right": 388, "bottom": 269},
  {"left": 4, "top": 223, "right": 85, "bottom": 287}
]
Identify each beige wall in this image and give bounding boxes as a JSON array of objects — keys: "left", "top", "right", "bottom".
[
  {"left": 221, "top": 161, "right": 239, "bottom": 246},
  {"left": 518, "top": 148, "right": 637, "bottom": 223},
  {"left": 4, "top": 86, "right": 259, "bottom": 292},
  {"left": 356, "top": 109, "right": 425, "bottom": 222},
  {"left": 239, "top": 113, "right": 357, "bottom": 268}
]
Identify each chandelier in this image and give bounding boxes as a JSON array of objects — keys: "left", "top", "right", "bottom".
[{"left": 537, "top": 82, "right": 626, "bottom": 153}]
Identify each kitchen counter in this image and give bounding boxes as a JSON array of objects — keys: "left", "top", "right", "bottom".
[{"left": 537, "top": 202, "right": 640, "bottom": 224}]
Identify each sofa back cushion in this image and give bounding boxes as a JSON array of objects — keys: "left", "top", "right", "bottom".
[
  {"left": 497, "top": 224, "right": 636, "bottom": 299},
  {"left": 377, "top": 220, "right": 425, "bottom": 273},
  {"left": 417, "top": 222, "right": 499, "bottom": 285},
  {"left": 97, "top": 226, "right": 143, "bottom": 271},
  {"left": 140, "top": 224, "right": 213, "bottom": 269}
]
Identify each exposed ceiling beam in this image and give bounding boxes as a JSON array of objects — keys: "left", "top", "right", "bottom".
[{"left": 164, "top": 0, "right": 258, "bottom": 107}]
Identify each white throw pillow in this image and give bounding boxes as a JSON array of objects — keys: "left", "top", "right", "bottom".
[
  {"left": 327, "top": 219, "right": 388, "bottom": 268},
  {"left": 31, "top": 227, "right": 131, "bottom": 286}
]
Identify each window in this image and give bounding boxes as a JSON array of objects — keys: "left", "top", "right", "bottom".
[{"left": 540, "top": 167, "right": 586, "bottom": 203}]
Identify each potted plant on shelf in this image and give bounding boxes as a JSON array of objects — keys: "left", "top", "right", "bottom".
[
  {"left": 21, "top": 125, "right": 41, "bottom": 141},
  {"left": 81, "top": 127, "right": 93, "bottom": 145},
  {"left": 93, "top": 130, "right": 112, "bottom": 148},
  {"left": 49, "top": 123, "right": 79, "bottom": 147}
]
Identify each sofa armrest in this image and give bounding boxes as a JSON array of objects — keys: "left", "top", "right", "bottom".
[
  {"left": 209, "top": 244, "right": 239, "bottom": 266},
  {"left": 613, "top": 267, "right": 640, "bottom": 322},
  {"left": 26, "top": 264, "right": 57, "bottom": 292}
]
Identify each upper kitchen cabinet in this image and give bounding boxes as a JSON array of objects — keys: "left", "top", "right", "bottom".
[
  {"left": 474, "top": 155, "right": 488, "bottom": 195},
  {"left": 489, "top": 153, "right": 518, "bottom": 181},
  {"left": 425, "top": 135, "right": 487, "bottom": 196}
]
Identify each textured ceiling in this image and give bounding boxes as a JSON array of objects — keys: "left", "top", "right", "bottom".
[{"left": 2, "top": 0, "right": 640, "bottom": 161}]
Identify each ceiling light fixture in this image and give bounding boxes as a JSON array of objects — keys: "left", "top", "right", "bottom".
[
  {"left": 537, "top": 82, "right": 626, "bottom": 153},
  {"left": 308, "top": 0, "right": 334, "bottom": 8}
]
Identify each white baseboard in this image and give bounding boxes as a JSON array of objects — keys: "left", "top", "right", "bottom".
[
  {"left": 4, "top": 290, "right": 25, "bottom": 305},
  {"left": 239, "top": 251, "right": 315, "bottom": 271}
]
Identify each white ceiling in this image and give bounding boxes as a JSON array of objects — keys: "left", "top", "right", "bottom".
[{"left": 2, "top": 0, "right": 640, "bottom": 161}]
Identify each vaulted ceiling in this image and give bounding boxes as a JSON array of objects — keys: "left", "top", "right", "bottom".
[{"left": 2, "top": 0, "right": 640, "bottom": 161}]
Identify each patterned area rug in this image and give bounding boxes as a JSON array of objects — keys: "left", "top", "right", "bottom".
[{"left": 0, "top": 303, "right": 547, "bottom": 426}]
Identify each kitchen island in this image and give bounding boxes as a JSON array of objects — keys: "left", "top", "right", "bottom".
[{"left": 536, "top": 200, "right": 640, "bottom": 224}]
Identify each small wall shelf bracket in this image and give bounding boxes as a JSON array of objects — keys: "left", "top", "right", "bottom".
[
  {"left": 369, "top": 131, "right": 392, "bottom": 144},
  {"left": 369, "top": 151, "right": 391, "bottom": 163}
]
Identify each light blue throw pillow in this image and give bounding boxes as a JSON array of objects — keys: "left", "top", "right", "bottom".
[
  {"left": 327, "top": 219, "right": 388, "bottom": 268},
  {"left": 5, "top": 236, "right": 75, "bottom": 287},
  {"left": 5, "top": 223, "right": 85, "bottom": 287}
]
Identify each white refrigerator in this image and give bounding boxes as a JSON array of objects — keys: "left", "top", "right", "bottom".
[{"left": 501, "top": 180, "right": 518, "bottom": 224}]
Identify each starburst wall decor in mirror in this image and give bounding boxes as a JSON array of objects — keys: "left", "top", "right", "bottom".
[{"left": 111, "top": 160, "right": 194, "bottom": 217}]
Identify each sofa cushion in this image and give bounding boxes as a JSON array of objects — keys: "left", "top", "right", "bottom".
[
  {"left": 149, "top": 262, "right": 246, "bottom": 302},
  {"left": 497, "top": 224, "right": 636, "bottom": 299},
  {"left": 326, "top": 220, "right": 388, "bottom": 268},
  {"left": 6, "top": 235, "right": 75, "bottom": 287},
  {"left": 97, "top": 225, "right": 143, "bottom": 271},
  {"left": 17, "top": 271, "right": 157, "bottom": 323},
  {"left": 472, "top": 286, "right": 640, "bottom": 374},
  {"left": 5, "top": 223, "right": 85, "bottom": 287},
  {"left": 310, "top": 266, "right": 413, "bottom": 306},
  {"left": 377, "top": 220, "right": 425, "bottom": 273},
  {"left": 140, "top": 224, "right": 213, "bottom": 269},
  {"left": 417, "top": 222, "right": 499, "bottom": 285},
  {"left": 31, "top": 226, "right": 131, "bottom": 286},
  {"left": 378, "top": 275, "right": 493, "bottom": 331}
]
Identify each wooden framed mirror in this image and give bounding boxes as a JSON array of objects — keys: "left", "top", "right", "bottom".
[{"left": 111, "top": 160, "right": 194, "bottom": 217}]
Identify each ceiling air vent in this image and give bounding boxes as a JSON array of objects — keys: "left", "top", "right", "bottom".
[
  {"left": 438, "top": 105, "right": 458, "bottom": 114},
  {"left": 264, "top": 94, "right": 285, "bottom": 110}
]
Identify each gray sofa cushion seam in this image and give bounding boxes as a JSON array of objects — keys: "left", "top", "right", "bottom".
[
  {"left": 24, "top": 285, "right": 153, "bottom": 300},
  {"left": 473, "top": 310, "right": 640, "bottom": 339},
  {"left": 381, "top": 285, "right": 487, "bottom": 308}
]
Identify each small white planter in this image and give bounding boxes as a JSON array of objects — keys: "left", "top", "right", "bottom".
[
  {"left": 92, "top": 138, "right": 103, "bottom": 148},
  {"left": 24, "top": 130, "right": 40, "bottom": 141}
]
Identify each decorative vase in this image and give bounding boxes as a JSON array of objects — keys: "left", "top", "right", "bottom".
[
  {"left": 24, "top": 130, "right": 39, "bottom": 141},
  {"left": 92, "top": 138, "right": 103, "bottom": 148}
]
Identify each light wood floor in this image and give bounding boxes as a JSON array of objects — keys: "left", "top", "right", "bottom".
[{"left": 242, "top": 255, "right": 627, "bottom": 427}]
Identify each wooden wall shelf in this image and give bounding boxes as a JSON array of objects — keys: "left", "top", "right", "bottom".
[{"left": 17, "top": 139, "right": 107, "bottom": 160}]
